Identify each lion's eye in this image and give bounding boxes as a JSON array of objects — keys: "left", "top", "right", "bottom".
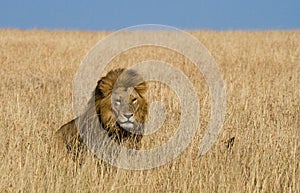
[
  {"left": 115, "top": 100, "right": 121, "bottom": 106},
  {"left": 132, "top": 98, "right": 137, "bottom": 104}
]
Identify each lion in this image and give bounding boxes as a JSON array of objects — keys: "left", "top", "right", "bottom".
[{"left": 54, "top": 68, "right": 148, "bottom": 162}]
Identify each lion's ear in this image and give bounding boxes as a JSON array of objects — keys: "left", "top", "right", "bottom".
[
  {"left": 95, "top": 79, "right": 105, "bottom": 98},
  {"left": 96, "top": 78, "right": 115, "bottom": 98}
]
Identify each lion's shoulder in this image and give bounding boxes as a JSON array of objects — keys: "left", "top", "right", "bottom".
[{"left": 53, "top": 118, "right": 84, "bottom": 157}]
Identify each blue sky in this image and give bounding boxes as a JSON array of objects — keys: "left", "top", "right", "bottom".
[{"left": 1, "top": 0, "right": 299, "bottom": 30}]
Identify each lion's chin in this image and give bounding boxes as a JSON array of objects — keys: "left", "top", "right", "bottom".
[{"left": 120, "top": 122, "right": 135, "bottom": 131}]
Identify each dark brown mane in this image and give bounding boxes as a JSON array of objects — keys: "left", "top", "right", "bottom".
[{"left": 94, "top": 68, "right": 147, "bottom": 99}]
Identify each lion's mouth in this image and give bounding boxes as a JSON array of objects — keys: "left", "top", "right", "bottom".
[{"left": 119, "top": 121, "right": 135, "bottom": 130}]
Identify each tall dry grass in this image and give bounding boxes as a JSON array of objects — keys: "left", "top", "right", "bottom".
[{"left": 0, "top": 29, "right": 299, "bottom": 192}]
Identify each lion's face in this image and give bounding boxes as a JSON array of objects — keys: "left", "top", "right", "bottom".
[
  {"left": 95, "top": 69, "right": 148, "bottom": 135},
  {"left": 111, "top": 86, "right": 146, "bottom": 132}
]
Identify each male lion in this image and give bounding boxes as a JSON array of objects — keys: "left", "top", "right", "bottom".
[{"left": 54, "top": 68, "right": 148, "bottom": 161}]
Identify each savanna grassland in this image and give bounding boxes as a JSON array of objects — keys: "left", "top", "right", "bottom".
[{"left": 0, "top": 29, "right": 299, "bottom": 192}]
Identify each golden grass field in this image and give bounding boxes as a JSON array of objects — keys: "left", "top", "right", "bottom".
[{"left": 0, "top": 29, "right": 299, "bottom": 192}]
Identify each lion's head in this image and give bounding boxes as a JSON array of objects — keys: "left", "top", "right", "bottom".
[{"left": 93, "top": 68, "right": 148, "bottom": 137}]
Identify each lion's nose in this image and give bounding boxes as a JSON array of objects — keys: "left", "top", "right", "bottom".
[{"left": 123, "top": 113, "right": 133, "bottom": 119}]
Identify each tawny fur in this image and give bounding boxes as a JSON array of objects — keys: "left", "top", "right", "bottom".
[{"left": 54, "top": 68, "right": 148, "bottom": 161}]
